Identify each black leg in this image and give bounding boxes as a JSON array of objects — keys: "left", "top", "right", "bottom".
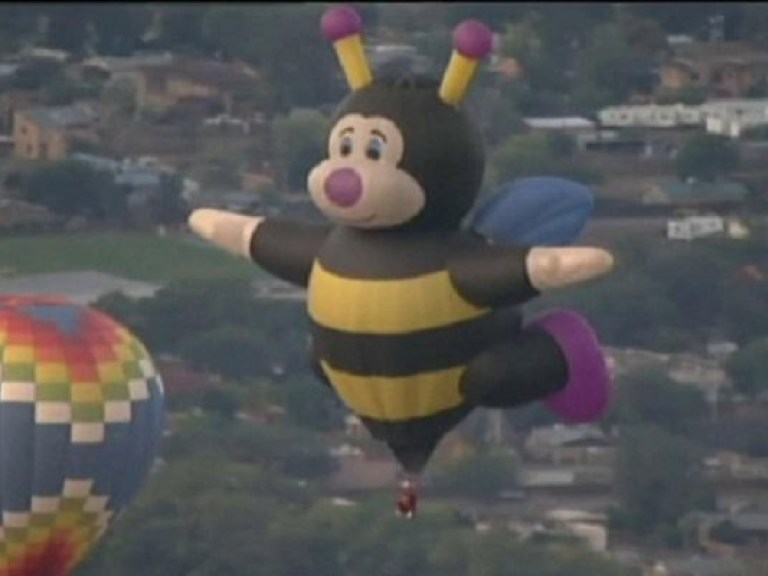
[{"left": 459, "top": 326, "right": 569, "bottom": 408}]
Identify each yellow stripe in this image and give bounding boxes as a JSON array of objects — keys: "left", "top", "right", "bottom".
[
  {"left": 308, "top": 263, "right": 488, "bottom": 334},
  {"left": 321, "top": 362, "right": 466, "bottom": 420}
]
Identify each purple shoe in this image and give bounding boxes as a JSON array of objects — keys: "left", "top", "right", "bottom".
[{"left": 529, "top": 309, "right": 612, "bottom": 423}]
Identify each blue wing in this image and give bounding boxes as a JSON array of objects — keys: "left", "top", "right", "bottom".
[{"left": 471, "top": 177, "right": 595, "bottom": 246}]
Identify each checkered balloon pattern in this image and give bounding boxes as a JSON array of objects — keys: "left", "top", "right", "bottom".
[{"left": 0, "top": 296, "right": 165, "bottom": 575}]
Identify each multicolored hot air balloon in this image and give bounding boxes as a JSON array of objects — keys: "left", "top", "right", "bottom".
[
  {"left": 188, "top": 5, "right": 614, "bottom": 517},
  {"left": 0, "top": 296, "right": 164, "bottom": 575}
]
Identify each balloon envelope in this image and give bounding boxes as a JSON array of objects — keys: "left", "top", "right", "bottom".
[
  {"left": 472, "top": 177, "right": 595, "bottom": 246},
  {"left": 0, "top": 296, "right": 164, "bottom": 575}
]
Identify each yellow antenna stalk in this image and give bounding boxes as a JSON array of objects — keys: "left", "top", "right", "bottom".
[
  {"left": 439, "top": 20, "right": 494, "bottom": 106},
  {"left": 322, "top": 6, "right": 373, "bottom": 91}
]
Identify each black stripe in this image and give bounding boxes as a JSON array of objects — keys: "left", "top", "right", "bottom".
[
  {"left": 311, "top": 307, "right": 522, "bottom": 377},
  {"left": 360, "top": 404, "right": 473, "bottom": 472},
  {"left": 317, "top": 227, "right": 482, "bottom": 280}
]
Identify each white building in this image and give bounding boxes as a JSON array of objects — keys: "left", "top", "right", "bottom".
[
  {"left": 666, "top": 215, "right": 750, "bottom": 241},
  {"left": 701, "top": 99, "right": 768, "bottom": 138},
  {"left": 598, "top": 104, "right": 704, "bottom": 129},
  {"left": 523, "top": 116, "right": 596, "bottom": 132},
  {"left": 666, "top": 215, "right": 725, "bottom": 240},
  {"left": 598, "top": 99, "right": 768, "bottom": 137},
  {"left": 522, "top": 116, "right": 598, "bottom": 149},
  {"left": 544, "top": 509, "right": 609, "bottom": 552}
]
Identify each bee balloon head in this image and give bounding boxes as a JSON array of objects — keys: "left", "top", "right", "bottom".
[{"left": 309, "top": 6, "right": 495, "bottom": 232}]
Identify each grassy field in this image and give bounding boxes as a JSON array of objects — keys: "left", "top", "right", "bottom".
[{"left": 0, "top": 231, "right": 264, "bottom": 282}]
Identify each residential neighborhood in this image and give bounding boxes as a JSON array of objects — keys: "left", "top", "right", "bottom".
[{"left": 0, "top": 4, "right": 765, "bottom": 576}]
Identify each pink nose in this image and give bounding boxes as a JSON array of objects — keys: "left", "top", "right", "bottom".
[{"left": 324, "top": 168, "right": 362, "bottom": 207}]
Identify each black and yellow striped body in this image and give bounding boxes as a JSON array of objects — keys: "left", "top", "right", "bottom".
[
  {"left": 308, "top": 227, "right": 523, "bottom": 468},
  {"left": 249, "top": 219, "right": 537, "bottom": 472}
]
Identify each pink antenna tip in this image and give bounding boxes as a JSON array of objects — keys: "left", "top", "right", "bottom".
[
  {"left": 321, "top": 6, "right": 363, "bottom": 42},
  {"left": 453, "top": 19, "right": 494, "bottom": 59}
]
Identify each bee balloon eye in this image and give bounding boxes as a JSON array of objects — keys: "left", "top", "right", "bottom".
[
  {"left": 365, "top": 135, "right": 385, "bottom": 160},
  {"left": 340, "top": 135, "right": 354, "bottom": 157}
]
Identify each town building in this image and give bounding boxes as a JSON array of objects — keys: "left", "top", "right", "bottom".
[{"left": 13, "top": 103, "right": 98, "bottom": 160}]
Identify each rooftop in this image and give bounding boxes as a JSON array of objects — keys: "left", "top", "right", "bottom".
[
  {"left": 137, "top": 58, "right": 260, "bottom": 90},
  {"left": 654, "top": 555, "right": 746, "bottom": 576},
  {"left": 695, "top": 511, "right": 768, "bottom": 533},
  {"left": 523, "top": 117, "right": 596, "bottom": 130},
  {"left": 0, "top": 271, "right": 162, "bottom": 305},
  {"left": 82, "top": 52, "right": 174, "bottom": 74},
  {"left": 670, "top": 41, "right": 768, "bottom": 68},
  {"left": 70, "top": 153, "right": 168, "bottom": 188},
  {"left": 653, "top": 178, "right": 751, "bottom": 202},
  {"left": 18, "top": 103, "right": 97, "bottom": 130},
  {"left": 526, "top": 424, "right": 607, "bottom": 448}
]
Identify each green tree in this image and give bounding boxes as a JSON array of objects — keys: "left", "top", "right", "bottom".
[
  {"left": 341, "top": 505, "right": 455, "bottom": 576},
  {"left": 500, "top": 18, "right": 544, "bottom": 64},
  {"left": 624, "top": 2, "right": 735, "bottom": 36},
  {"left": 572, "top": 22, "right": 655, "bottom": 109},
  {"left": 724, "top": 337, "right": 768, "bottom": 397},
  {"left": 165, "top": 418, "right": 338, "bottom": 481},
  {"left": 490, "top": 132, "right": 601, "bottom": 186},
  {"left": 441, "top": 3, "right": 528, "bottom": 29},
  {"left": 12, "top": 59, "right": 64, "bottom": 91},
  {"left": 153, "top": 5, "right": 209, "bottom": 53},
  {"left": 0, "top": 5, "right": 43, "bottom": 55},
  {"left": 79, "top": 455, "right": 305, "bottom": 576},
  {"left": 676, "top": 133, "right": 740, "bottom": 182},
  {"left": 738, "top": 3, "right": 768, "bottom": 47},
  {"left": 263, "top": 512, "right": 345, "bottom": 576},
  {"left": 98, "top": 180, "right": 129, "bottom": 226},
  {"left": 644, "top": 243, "right": 731, "bottom": 332},
  {"left": 194, "top": 146, "right": 244, "bottom": 189},
  {"left": 127, "top": 279, "right": 256, "bottom": 351},
  {"left": 614, "top": 426, "right": 715, "bottom": 535},
  {"left": 709, "top": 519, "right": 750, "bottom": 546},
  {"left": 101, "top": 77, "right": 139, "bottom": 119},
  {"left": 609, "top": 366, "right": 709, "bottom": 434},
  {"left": 178, "top": 326, "right": 270, "bottom": 381},
  {"left": 93, "top": 292, "right": 149, "bottom": 336},
  {"left": 42, "top": 74, "right": 102, "bottom": 106},
  {"left": 720, "top": 281, "right": 768, "bottom": 344},
  {"left": 202, "top": 5, "right": 340, "bottom": 114},
  {"left": 89, "top": 5, "right": 153, "bottom": 56},
  {"left": 98, "top": 279, "right": 311, "bottom": 381},
  {"left": 153, "top": 172, "right": 187, "bottom": 225},
  {"left": 44, "top": 5, "right": 92, "bottom": 55},
  {"left": 200, "top": 385, "right": 244, "bottom": 421},
  {"left": 272, "top": 108, "right": 329, "bottom": 191},
  {"left": 655, "top": 84, "right": 708, "bottom": 105},
  {"left": 431, "top": 447, "right": 518, "bottom": 499},
  {"left": 530, "top": 263, "right": 683, "bottom": 350},
  {"left": 616, "top": 12, "right": 670, "bottom": 61},
  {"left": 269, "top": 376, "right": 342, "bottom": 432},
  {"left": 20, "top": 160, "right": 119, "bottom": 220}
]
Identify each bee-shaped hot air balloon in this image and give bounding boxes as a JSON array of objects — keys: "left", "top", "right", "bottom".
[
  {"left": 0, "top": 296, "right": 164, "bottom": 574},
  {"left": 189, "top": 6, "right": 614, "bottom": 515}
]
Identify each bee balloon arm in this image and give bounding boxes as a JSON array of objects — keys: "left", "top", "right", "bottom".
[
  {"left": 188, "top": 208, "right": 330, "bottom": 287},
  {"left": 526, "top": 246, "right": 615, "bottom": 292},
  {"left": 250, "top": 218, "right": 332, "bottom": 287},
  {"left": 448, "top": 243, "right": 540, "bottom": 308},
  {"left": 189, "top": 208, "right": 263, "bottom": 257}
]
